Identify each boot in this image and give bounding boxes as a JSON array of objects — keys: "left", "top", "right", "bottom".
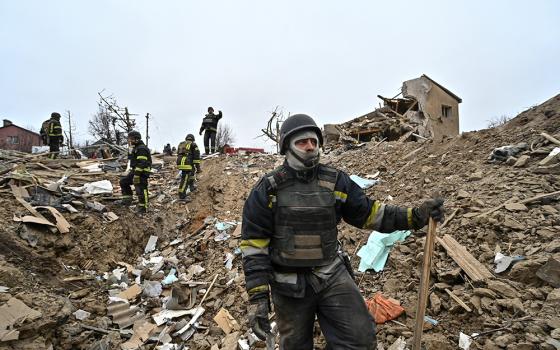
[
  {"left": 116, "top": 197, "right": 133, "bottom": 206},
  {"left": 189, "top": 183, "right": 197, "bottom": 192},
  {"left": 178, "top": 194, "right": 192, "bottom": 203},
  {"left": 135, "top": 206, "right": 147, "bottom": 215}
]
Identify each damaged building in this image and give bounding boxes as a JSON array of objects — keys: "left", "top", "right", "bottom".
[{"left": 326, "top": 74, "right": 462, "bottom": 144}]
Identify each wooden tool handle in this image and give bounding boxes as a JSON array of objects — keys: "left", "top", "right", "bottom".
[{"left": 412, "top": 217, "right": 437, "bottom": 350}]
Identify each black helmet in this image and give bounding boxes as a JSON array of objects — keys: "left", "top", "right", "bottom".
[
  {"left": 51, "top": 112, "right": 61, "bottom": 119},
  {"left": 279, "top": 114, "right": 323, "bottom": 155},
  {"left": 185, "top": 134, "right": 195, "bottom": 141},
  {"left": 208, "top": 106, "right": 214, "bottom": 112},
  {"left": 128, "top": 130, "right": 142, "bottom": 141}
]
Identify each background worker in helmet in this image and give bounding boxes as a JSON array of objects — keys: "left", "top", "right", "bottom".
[
  {"left": 119, "top": 131, "right": 152, "bottom": 213},
  {"left": 42, "top": 112, "right": 63, "bottom": 159},
  {"left": 240, "top": 114, "right": 445, "bottom": 349},
  {"left": 199, "top": 106, "right": 222, "bottom": 154},
  {"left": 176, "top": 134, "right": 201, "bottom": 202}
]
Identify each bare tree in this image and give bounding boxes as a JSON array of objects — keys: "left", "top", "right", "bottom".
[
  {"left": 88, "top": 92, "right": 137, "bottom": 146},
  {"left": 215, "top": 123, "right": 236, "bottom": 150},
  {"left": 257, "top": 106, "right": 286, "bottom": 153},
  {"left": 88, "top": 103, "right": 116, "bottom": 143},
  {"left": 487, "top": 115, "right": 511, "bottom": 128}
]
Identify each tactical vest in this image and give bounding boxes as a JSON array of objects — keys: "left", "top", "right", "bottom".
[
  {"left": 267, "top": 165, "right": 339, "bottom": 267},
  {"left": 177, "top": 141, "right": 193, "bottom": 170},
  {"left": 202, "top": 114, "right": 218, "bottom": 131}
]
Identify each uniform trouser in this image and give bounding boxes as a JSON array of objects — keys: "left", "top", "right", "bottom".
[
  {"left": 178, "top": 170, "right": 194, "bottom": 198},
  {"left": 272, "top": 269, "right": 376, "bottom": 350},
  {"left": 120, "top": 172, "right": 149, "bottom": 208},
  {"left": 48, "top": 140, "right": 60, "bottom": 159},
  {"left": 203, "top": 130, "right": 217, "bottom": 154}
]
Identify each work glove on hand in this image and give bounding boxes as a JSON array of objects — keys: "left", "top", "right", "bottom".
[
  {"left": 196, "top": 165, "right": 202, "bottom": 173},
  {"left": 199, "top": 131, "right": 203, "bottom": 136},
  {"left": 248, "top": 297, "right": 271, "bottom": 341},
  {"left": 133, "top": 175, "right": 140, "bottom": 185},
  {"left": 412, "top": 198, "right": 445, "bottom": 228}
]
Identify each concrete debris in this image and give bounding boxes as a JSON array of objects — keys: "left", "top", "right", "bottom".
[
  {"left": 0, "top": 94, "right": 558, "bottom": 349},
  {"left": 213, "top": 308, "right": 240, "bottom": 334},
  {"left": 536, "top": 256, "right": 560, "bottom": 287}
]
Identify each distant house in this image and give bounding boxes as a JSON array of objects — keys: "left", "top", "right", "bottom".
[
  {"left": 331, "top": 74, "right": 462, "bottom": 144},
  {"left": 0, "top": 119, "right": 43, "bottom": 153},
  {"left": 400, "top": 74, "right": 462, "bottom": 142}
]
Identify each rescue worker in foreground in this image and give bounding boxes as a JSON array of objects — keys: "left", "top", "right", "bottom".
[
  {"left": 176, "top": 134, "right": 201, "bottom": 202},
  {"left": 43, "top": 112, "right": 64, "bottom": 159},
  {"left": 240, "top": 114, "right": 444, "bottom": 349},
  {"left": 119, "top": 131, "right": 152, "bottom": 213},
  {"left": 199, "top": 106, "right": 222, "bottom": 154}
]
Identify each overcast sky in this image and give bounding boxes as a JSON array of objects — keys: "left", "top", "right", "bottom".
[{"left": 1, "top": 0, "right": 559, "bottom": 152}]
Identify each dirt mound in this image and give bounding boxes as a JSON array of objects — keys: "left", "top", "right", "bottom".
[{"left": 0, "top": 93, "right": 559, "bottom": 349}]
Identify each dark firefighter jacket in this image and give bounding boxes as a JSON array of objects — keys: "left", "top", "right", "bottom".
[
  {"left": 129, "top": 141, "right": 152, "bottom": 176},
  {"left": 199, "top": 111, "right": 222, "bottom": 134},
  {"left": 176, "top": 141, "right": 201, "bottom": 170},
  {"left": 241, "top": 162, "right": 420, "bottom": 300},
  {"left": 47, "top": 118, "right": 63, "bottom": 139}
]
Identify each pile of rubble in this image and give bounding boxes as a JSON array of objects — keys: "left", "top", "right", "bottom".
[{"left": 0, "top": 93, "right": 559, "bottom": 349}]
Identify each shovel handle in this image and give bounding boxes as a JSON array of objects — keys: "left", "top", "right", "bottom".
[{"left": 412, "top": 217, "right": 437, "bottom": 350}]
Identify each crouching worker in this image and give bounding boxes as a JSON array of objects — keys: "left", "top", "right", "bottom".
[
  {"left": 119, "top": 131, "right": 152, "bottom": 213},
  {"left": 176, "top": 134, "right": 201, "bottom": 202}
]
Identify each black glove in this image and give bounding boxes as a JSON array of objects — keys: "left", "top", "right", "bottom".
[
  {"left": 412, "top": 198, "right": 445, "bottom": 228},
  {"left": 196, "top": 165, "right": 201, "bottom": 173},
  {"left": 248, "top": 297, "right": 271, "bottom": 341}
]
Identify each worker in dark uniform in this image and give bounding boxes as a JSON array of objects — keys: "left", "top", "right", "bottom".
[
  {"left": 119, "top": 131, "right": 152, "bottom": 213},
  {"left": 199, "top": 106, "right": 222, "bottom": 154},
  {"left": 45, "top": 112, "right": 63, "bottom": 159},
  {"left": 176, "top": 134, "right": 201, "bottom": 202},
  {"left": 163, "top": 143, "right": 173, "bottom": 156},
  {"left": 240, "top": 114, "right": 444, "bottom": 349}
]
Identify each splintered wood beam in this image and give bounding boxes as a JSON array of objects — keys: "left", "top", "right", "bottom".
[{"left": 437, "top": 234, "right": 493, "bottom": 283}]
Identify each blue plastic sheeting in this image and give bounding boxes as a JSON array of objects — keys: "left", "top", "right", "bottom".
[
  {"left": 349, "top": 175, "right": 379, "bottom": 189},
  {"left": 357, "top": 230, "right": 411, "bottom": 272},
  {"left": 215, "top": 222, "right": 235, "bottom": 231}
]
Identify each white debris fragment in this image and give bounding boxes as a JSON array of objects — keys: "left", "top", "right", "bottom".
[
  {"left": 459, "top": 332, "right": 473, "bottom": 350},
  {"left": 73, "top": 309, "right": 91, "bottom": 320},
  {"left": 144, "top": 235, "right": 158, "bottom": 254}
]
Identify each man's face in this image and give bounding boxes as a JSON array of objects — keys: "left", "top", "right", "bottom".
[
  {"left": 127, "top": 137, "right": 134, "bottom": 146},
  {"left": 294, "top": 137, "right": 318, "bottom": 152}
]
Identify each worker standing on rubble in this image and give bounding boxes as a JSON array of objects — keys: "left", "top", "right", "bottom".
[
  {"left": 119, "top": 131, "right": 152, "bottom": 214},
  {"left": 41, "top": 112, "right": 64, "bottom": 159},
  {"left": 176, "top": 134, "right": 201, "bottom": 202},
  {"left": 240, "top": 114, "right": 445, "bottom": 349},
  {"left": 199, "top": 106, "right": 222, "bottom": 154}
]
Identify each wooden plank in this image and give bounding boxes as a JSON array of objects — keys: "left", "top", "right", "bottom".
[
  {"left": 35, "top": 206, "right": 71, "bottom": 233},
  {"left": 437, "top": 234, "right": 493, "bottom": 282},
  {"left": 445, "top": 288, "right": 472, "bottom": 312},
  {"left": 412, "top": 218, "right": 437, "bottom": 350},
  {"left": 15, "top": 197, "right": 57, "bottom": 233},
  {"left": 541, "top": 132, "right": 560, "bottom": 146}
]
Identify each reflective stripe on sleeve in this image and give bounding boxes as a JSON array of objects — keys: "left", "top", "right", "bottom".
[{"left": 240, "top": 238, "right": 270, "bottom": 257}]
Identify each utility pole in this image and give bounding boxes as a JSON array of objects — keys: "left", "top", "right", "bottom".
[
  {"left": 145, "top": 113, "right": 150, "bottom": 147},
  {"left": 66, "top": 110, "right": 74, "bottom": 149}
]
